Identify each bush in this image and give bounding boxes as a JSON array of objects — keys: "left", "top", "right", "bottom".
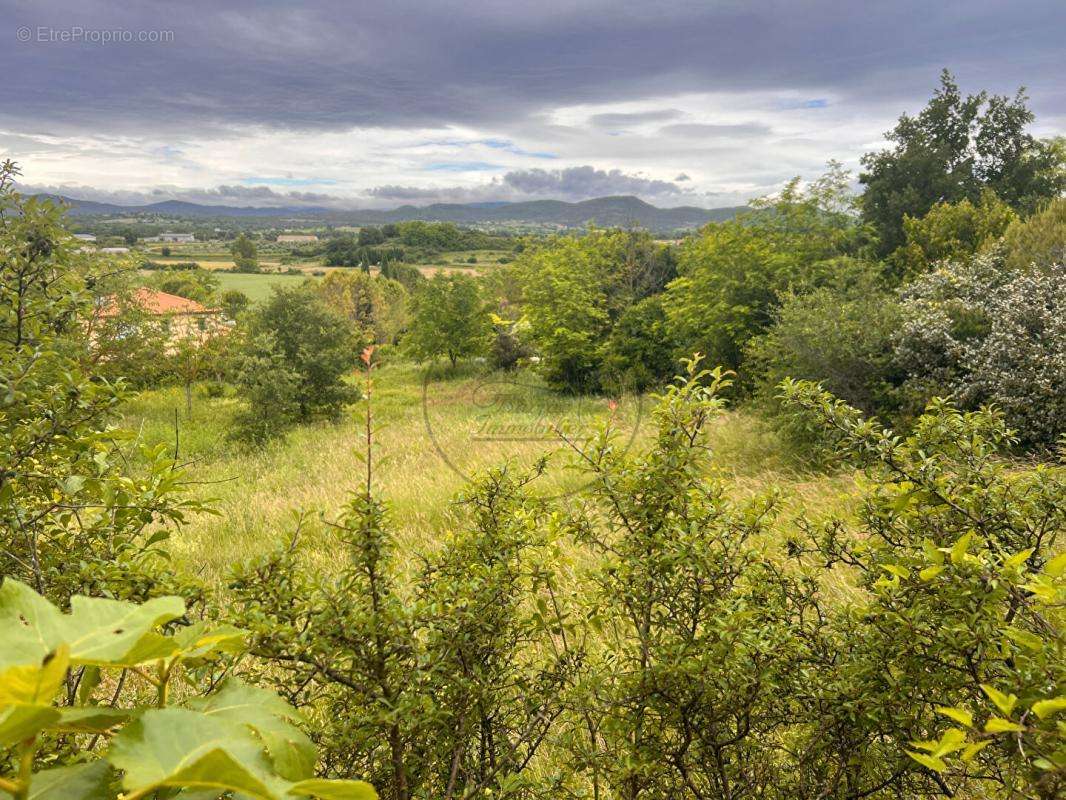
[
  {"left": 598, "top": 294, "right": 678, "bottom": 392},
  {"left": 895, "top": 252, "right": 1066, "bottom": 447},
  {"left": 1001, "top": 196, "right": 1066, "bottom": 271},
  {"left": 404, "top": 271, "right": 488, "bottom": 367}
]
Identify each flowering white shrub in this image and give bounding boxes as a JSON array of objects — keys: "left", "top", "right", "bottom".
[{"left": 896, "top": 252, "right": 1066, "bottom": 447}]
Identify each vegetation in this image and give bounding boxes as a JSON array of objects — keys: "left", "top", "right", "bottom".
[{"left": 3, "top": 66, "right": 1066, "bottom": 800}]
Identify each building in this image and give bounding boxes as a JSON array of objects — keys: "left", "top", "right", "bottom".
[
  {"left": 277, "top": 234, "right": 319, "bottom": 243},
  {"left": 145, "top": 232, "right": 196, "bottom": 243},
  {"left": 95, "top": 288, "right": 226, "bottom": 346},
  {"left": 73, "top": 233, "right": 97, "bottom": 242},
  {"left": 99, "top": 246, "right": 130, "bottom": 254}
]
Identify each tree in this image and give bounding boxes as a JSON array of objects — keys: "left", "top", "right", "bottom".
[
  {"left": 232, "top": 284, "right": 360, "bottom": 443},
  {"left": 0, "top": 160, "right": 204, "bottom": 609},
  {"left": 1001, "top": 195, "right": 1066, "bottom": 272},
  {"left": 147, "top": 267, "right": 220, "bottom": 303},
  {"left": 221, "top": 288, "right": 251, "bottom": 319},
  {"left": 860, "top": 70, "right": 1066, "bottom": 257},
  {"left": 317, "top": 270, "right": 409, "bottom": 344},
  {"left": 890, "top": 190, "right": 1017, "bottom": 277},
  {"left": 664, "top": 166, "right": 863, "bottom": 373},
  {"left": 404, "top": 272, "right": 488, "bottom": 368},
  {"left": 231, "top": 233, "right": 259, "bottom": 273}
]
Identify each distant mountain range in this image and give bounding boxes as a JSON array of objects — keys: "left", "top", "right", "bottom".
[{"left": 39, "top": 193, "right": 746, "bottom": 231}]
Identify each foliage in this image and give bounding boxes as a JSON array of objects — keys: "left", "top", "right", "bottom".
[
  {"left": 487, "top": 312, "right": 533, "bottom": 371},
  {"left": 0, "top": 578, "right": 377, "bottom": 800},
  {"left": 890, "top": 190, "right": 1017, "bottom": 278},
  {"left": 232, "top": 233, "right": 260, "bottom": 273},
  {"left": 232, "top": 284, "right": 360, "bottom": 443},
  {"left": 1001, "top": 196, "right": 1066, "bottom": 272},
  {"left": 231, "top": 360, "right": 568, "bottom": 799},
  {"left": 746, "top": 263, "right": 903, "bottom": 461},
  {"left": 145, "top": 267, "right": 220, "bottom": 304},
  {"left": 379, "top": 262, "right": 424, "bottom": 292},
  {"left": 860, "top": 70, "right": 1066, "bottom": 256},
  {"left": 556, "top": 358, "right": 822, "bottom": 799},
  {"left": 598, "top": 294, "right": 677, "bottom": 392},
  {"left": 222, "top": 287, "right": 251, "bottom": 319},
  {"left": 780, "top": 381, "right": 1064, "bottom": 799},
  {"left": 0, "top": 160, "right": 204, "bottom": 609},
  {"left": 317, "top": 270, "right": 408, "bottom": 344},
  {"left": 404, "top": 271, "right": 488, "bottom": 368},
  {"left": 895, "top": 252, "right": 1066, "bottom": 447},
  {"left": 517, "top": 228, "right": 676, "bottom": 392},
  {"left": 665, "top": 164, "right": 865, "bottom": 372}
]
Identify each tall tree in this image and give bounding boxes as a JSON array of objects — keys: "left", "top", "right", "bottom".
[
  {"left": 860, "top": 70, "right": 1066, "bottom": 256},
  {"left": 404, "top": 271, "right": 488, "bottom": 368}
]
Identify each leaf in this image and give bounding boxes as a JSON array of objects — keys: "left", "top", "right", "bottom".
[
  {"left": 51, "top": 706, "right": 131, "bottom": 734},
  {"left": 288, "top": 779, "right": 379, "bottom": 799},
  {"left": 935, "top": 706, "right": 973, "bottom": 728},
  {"left": 172, "top": 622, "right": 248, "bottom": 664},
  {"left": 0, "top": 645, "right": 70, "bottom": 705},
  {"left": 1003, "top": 548, "right": 1034, "bottom": 570},
  {"left": 0, "top": 704, "right": 61, "bottom": 748},
  {"left": 1031, "top": 697, "right": 1066, "bottom": 719},
  {"left": 984, "top": 717, "right": 1024, "bottom": 733},
  {"left": 187, "top": 680, "right": 315, "bottom": 782},
  {"left": 1003, "top": 626, "right": 1043, "bottom": 652},
  {"left": 882, "top": 564, "right": 910, "bottom": 580},
  {"left": 950, "top": 533, "right": 973, "bottom": 565},
  {"left": 906, "top": 750, "right": 946, "bottom": 772},
  {"left": 960, "top": 740, "right": 992, "bottom": 763},
  {"left": 980, "top": 685, "right": 1018, "bottom": 716},
  {"left": 1045, "top": 551, "right": 1066, "bottom": 578},
  {"left": 919, "top": 565, "right": 945, "bottom": 581},
  {"left": 0, "top": 579, "right": 184, "bottom": 669},
  {"left": 932, "top": 728, "right": 969, "bottom": 758},
  {"left": 27, "top": 761, "right": 111, "bottom": 800},
  {"left": 108, "top": 708, "right": 291, "bottom": 800}
]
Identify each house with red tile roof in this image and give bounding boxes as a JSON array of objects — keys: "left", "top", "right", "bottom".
[{"left": 96, "top": 288, "right": 227, "bottom": 346}]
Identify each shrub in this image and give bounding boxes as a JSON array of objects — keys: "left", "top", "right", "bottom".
[
  {"left": 895, "top": 252, "right": 1066, "bottom": 447},
  {"left": 1001, "top": 196, "right": 1066, "bottom": 271},
  {"left": 404, "top": 272, "right": 488, "bottom": 368}
]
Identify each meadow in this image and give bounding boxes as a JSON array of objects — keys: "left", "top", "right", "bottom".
[{"left": 118, "top": 362, "right": 859, "bottom": 588}]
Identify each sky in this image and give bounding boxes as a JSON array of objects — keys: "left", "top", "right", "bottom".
[{"left": 2, "top": 0, "right": 1064, "bottom": 210}]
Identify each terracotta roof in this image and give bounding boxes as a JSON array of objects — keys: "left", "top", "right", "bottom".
[{"left": 99, "top": 287, "right": 219, "bottom": 317}]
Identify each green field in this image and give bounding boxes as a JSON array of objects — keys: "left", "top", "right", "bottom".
[
  {"left": 213, "top": 271, "right": 312, "bottom": 301},
  {"left": 119, "top": 363, "right": 857, "bottom": 588}
]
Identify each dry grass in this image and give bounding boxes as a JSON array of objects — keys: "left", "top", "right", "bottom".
[{"left": 119, "top": 363, "right": 860, "bottom": 592}]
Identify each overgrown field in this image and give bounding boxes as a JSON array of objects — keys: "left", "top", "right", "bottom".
[{"left": 119, "top": 363, "right": 858, "bottom": 586}]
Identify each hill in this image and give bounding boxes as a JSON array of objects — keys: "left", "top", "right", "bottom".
[{"left": 42, "top": 193, "right": 745, "bottom": 230}]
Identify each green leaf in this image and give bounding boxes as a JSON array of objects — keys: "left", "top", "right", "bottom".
[
  {"left": 27, "top": 761, "right": 111, "bottom": 800},
  {"left": 906, "top": 750, "right": 946, "bottom": 772},
  {"left": 919, "top": 565, "right": 944, "bottom": 581},
  {"left": 934, "top": 706, "right": 973, "bottom": 728},
  {"left": 950, "top": 533, "right": 973, "bottom": 565},
  {"left": 0, "top": 645, "right": 70, "bottom": 705},
  {"left": 1003, "top": 626, "right": 1043, "bottom": 652},
  {"left": 172, "top": 622, "right": 248, "bottom": 664},
  {"left": 0, "top": 579, "right": 184, "bottom": 668},
  {"left": 984, "top": 717, "right": 1024, "bottom": 733},
  {"left": 288, "top": 779, "right": 378, "bottom": 799},
  {"left": 1045, "top": 551, "right": 1066, "bottom": 578},
  {"left": 1031, "top": 697, "right": 1066, "bottom": 719},
  {"left": 960, "top": 740, "right": 992, "bottom": 763},
  {"left": 980, "top": 685, "right": 1017, "bottom": 716},
  {"left": 0, "top": 704, "right": 61, "bottom": 748},
  {"left": 108, "top": 708, "right": 291, "bottom": 800},
  {"left": 188, "top": 679, "right": 314, "bottom": 781},
  {"left": 932, "top": 728, "right": 969, "bottom": 758},
  {"left": 882, "top": 564, "right": 910, "bottom": 580},
  {"left": 51, "top": 706, "right": 131, "bottom": 734},
  {"left": 1003, "top": 548, "right": 1034, "bottom": 570}
]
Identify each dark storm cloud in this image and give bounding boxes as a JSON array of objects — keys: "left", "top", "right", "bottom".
[{"left": 3, "top": 1, "right": 1064, "bottom": 135}]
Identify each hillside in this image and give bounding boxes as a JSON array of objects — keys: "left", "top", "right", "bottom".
[{"left": 40, "top": 193, "right": 746, "bottom": 230}]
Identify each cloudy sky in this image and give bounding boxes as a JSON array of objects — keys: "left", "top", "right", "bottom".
[{"left": 2, "top": 0, "right": 1064, "bottom": 209}]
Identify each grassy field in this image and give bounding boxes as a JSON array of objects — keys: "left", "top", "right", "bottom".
[
  {"left": 212, "top": 271, "right": 311, "bottom": 301},
  {"left": 119, "top": 363, "right": 859, "bottom": 590}
]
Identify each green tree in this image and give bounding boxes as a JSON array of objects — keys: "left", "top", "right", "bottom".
[
  {"left": 891, "top": 190, "right": 1017, "bottom": 277},
  {"left": 221, "top": 288, "right": 251, "bottom": 319},
  {"left": 0, "top": 160, "right": 204, "bottom": 609},
  {"left": 233, "top": 284, "right": 360, "bottom": 442},
  {"left": 231, "top": 233, "right": 259, "bottom": 273},
  {"left": 404, "top": 272, "right": 488, "bottom": 368},
  {"left": 1001, "top": 195, "right": 1066, "bottom": 271},
  {"left": 860, "top": 70, "right": 1066, "bottom": 257}
]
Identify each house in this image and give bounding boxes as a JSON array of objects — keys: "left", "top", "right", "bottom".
[
  {"left": 99, "top": 246, "right": 130, "bottom": 254},
  {"left": 277, "top": 234, "right": 318, "bottom": 243},
  {"left": 95, "top": 288, "right": 226, "bottom": 346},
  {"left": 145, "top": 232, "right": 196, "bottom": 243},
  {"left": 73, "top": 233, "right": 97, "bottom": 242}
]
